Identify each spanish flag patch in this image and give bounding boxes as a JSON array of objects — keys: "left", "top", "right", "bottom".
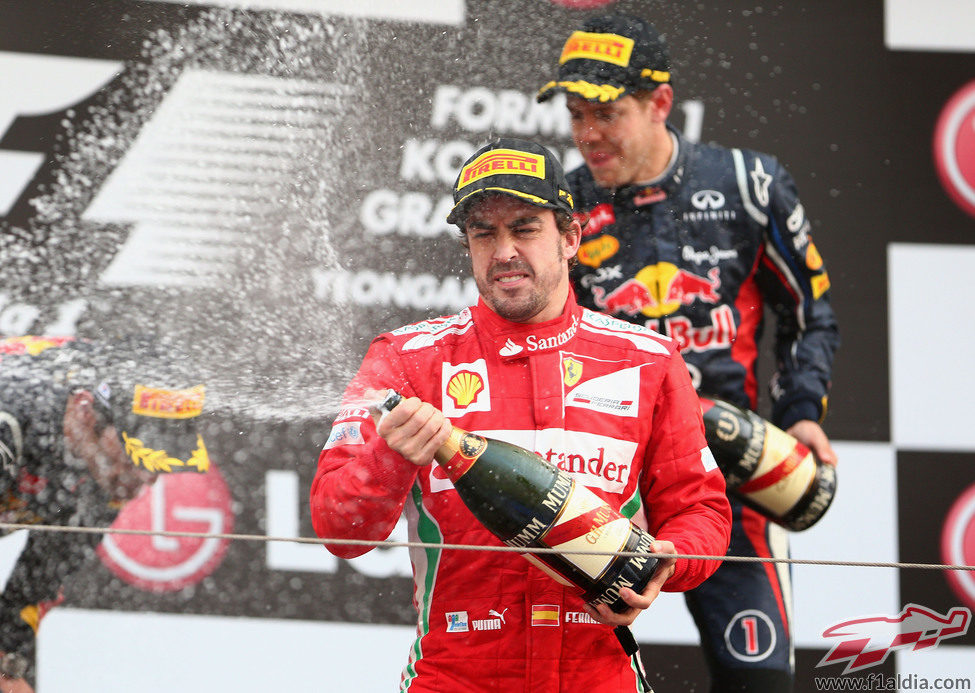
[{"left": 531, "top": 604, "right": 560, "bottom": 627}]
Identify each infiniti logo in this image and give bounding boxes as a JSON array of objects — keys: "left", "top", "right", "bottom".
[{"left": 691, "top": 189, "right": 726, "bottom": 210}]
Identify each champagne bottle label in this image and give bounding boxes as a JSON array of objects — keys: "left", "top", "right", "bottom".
[
  {"left": 434, "top": 428, "right": 487, "bottom": 482},
  {"left": 785, "top": 462, "right": 837, "bottom": 530},
  {"left": 736, "top": 425, "right": 816, "bottom": 516},
  {"left": 537, "top": 480, "right": 633, "bottom": 580},
  {"left": 700, "top": 395, "right": 836, "bottom": 530},
  {"left": 701, "top": 398, "right": 765, "bottom": 486},
  {"left": 587, "top": 528, "right": 656, "bottom": 609},
  {"left": 518, "top": 478, "right": 658, "bottom": 610}
]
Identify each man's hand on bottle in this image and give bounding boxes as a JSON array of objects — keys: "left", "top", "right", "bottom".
[
  {"left": 582, "top": 540, "right": 678, "bottom": 627},
  {"left": 371, "top": 392, "right": 452, "bottom": 467},
  {"left": 786, "top": 419, "right": 838, "bottom": 466}
]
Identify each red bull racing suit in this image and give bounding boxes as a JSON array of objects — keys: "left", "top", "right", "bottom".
[
  {"left": 311, "top": 295, "right": 731, "bottom": 692},
  {"left": 569, "top": 125, "right": 840, "bottom": 691},
  {"left": 0, "top": 335, "right": 209, "bottom": 685},
  {"left": 0, "top": 338, "right": 123, "bottom": 685}
]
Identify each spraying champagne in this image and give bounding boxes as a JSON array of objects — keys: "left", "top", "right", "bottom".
[{"left": 375, "top": 390, "right": 660, "bottom": 613}]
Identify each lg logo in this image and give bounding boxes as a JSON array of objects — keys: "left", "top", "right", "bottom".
[
  {"left": 97, "top": 466, "right": 235, "bottom": 592},
  {"left": 943, "top": 482, "right": 975, "bottom": 609},
  {"left": 933, "top": 80, "right": 975, "bottom": 219},
  {"left": 264, "top": 470, "right": 412, "bottom": 579}
]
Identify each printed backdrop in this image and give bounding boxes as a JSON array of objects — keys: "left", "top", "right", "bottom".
[{"left": 1, "top": 0, "right": 974, "bottom": 690}]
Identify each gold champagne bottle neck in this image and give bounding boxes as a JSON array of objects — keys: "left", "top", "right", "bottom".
[
  {"left": 434, "top": 427, "right": 468, "bottom": 465},
  {"left": 374, "top": 390, "right": 482, "bottom": 479}
]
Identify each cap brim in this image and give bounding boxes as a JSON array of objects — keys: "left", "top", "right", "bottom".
[
  {"left": 536, "top": 76, "right": 629, "bottom": 103},
  {"left": 447, "top": 187, "right": 564, "bottom": 226},
  {"left": 116, "top": 417, "right": 209, "bottom": 473}
]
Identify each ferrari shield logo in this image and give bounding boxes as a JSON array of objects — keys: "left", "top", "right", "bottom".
[{"left": 562, "top": 357, "right": 583, "bottom": 387}]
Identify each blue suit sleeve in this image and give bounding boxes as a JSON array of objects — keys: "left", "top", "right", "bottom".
[{"left": 753, "top": 157, "right": 840, "bottom": 429}]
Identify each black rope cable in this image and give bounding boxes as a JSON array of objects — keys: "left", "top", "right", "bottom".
[{"left": 2, "top": 522, "right": 973, "bottom": 572}]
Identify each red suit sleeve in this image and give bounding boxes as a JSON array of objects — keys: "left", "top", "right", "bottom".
[
  {"left": 640, "top": 350, "right": 732, "bottom": 591},
  {"left": 309, "top": 338, "right": 420, "bottom": 559}
]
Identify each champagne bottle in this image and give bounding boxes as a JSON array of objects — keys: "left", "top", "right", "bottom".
[
  {"left": 376, "top": 390, "right": 659, "bottom": 613},
  {"left": 699, "top": 396, "right": 836, "bottom": 531}
]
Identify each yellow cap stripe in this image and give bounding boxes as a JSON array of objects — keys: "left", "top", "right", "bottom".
[
  {"left": 538, "top": 80, "right": 626, "bottom": 103},
  {"left": 640, "top": 68, "right": 671, "bottom": 82},
  {"left": 453, "top": 186, "right": 553, "bottom": 211}
]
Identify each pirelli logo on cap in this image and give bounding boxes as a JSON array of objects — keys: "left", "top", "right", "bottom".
[
  {"left": 132, "top": 384, "right": 205, "bottom": 419},
  {"left": 456, "top": 150, "right": 545, "bottom": 190},
  {"left": 560, "top": 31, "right": 634, "bottom": 67}
]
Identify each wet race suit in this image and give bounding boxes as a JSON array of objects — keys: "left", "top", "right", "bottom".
[
  {"left": 569, "top": 124, "right": 839, "bottom": 690},
  {"left": 311, "top": 295, "right": 731, "bottom": 692},
  {"left": 0, "top": 335, "right": 208, "bottom": 687},
  {"left": 0, "top": 338, "right": 121, "bottom": 685}
]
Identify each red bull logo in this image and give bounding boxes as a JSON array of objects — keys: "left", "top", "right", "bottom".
[
  {"left": 591, "top": 278, "right": 655, "bottom": 316},
  {"left": 577, "top": 203, "right": 616, "bottom": 237},
  {"left": 0, "top": 335, "right": 74, "bottom": 357},
  {"left": 633, "top": 186, "right": 666, "bottom": 206},
  {"left": 591, "top": 263, "right": 722, "bottom": 318},
  {"left": 660, "top": 306, "right": 737, "bottom": 353}
]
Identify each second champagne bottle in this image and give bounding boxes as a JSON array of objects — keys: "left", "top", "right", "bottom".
[{"left": 375, "top": 390, "right": 661, "bottom": 613}]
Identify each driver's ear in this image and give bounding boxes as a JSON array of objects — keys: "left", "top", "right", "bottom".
[
  {"left": 648, "top": 83, "right": 674, "bottom": 121},
  {"left": 65, "top": 390, "right": 97, "bottom": 429},
  {"left": 563, "top": 217, "right": 583, "bottom": 258}
]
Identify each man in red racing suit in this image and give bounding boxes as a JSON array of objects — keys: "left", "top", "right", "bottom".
[{"left": 310, "top": 138, "right": 731, "bottom": 692}]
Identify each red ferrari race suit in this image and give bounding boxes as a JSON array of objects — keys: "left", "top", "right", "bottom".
[{"left": 311, "top": 295, "right": 731, "bottom": 692}]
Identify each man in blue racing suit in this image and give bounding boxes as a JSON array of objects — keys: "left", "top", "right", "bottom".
[
  {"left": 0, "top": 336, "right": 209, "bottom": 692},
  {"left": 538, "top": 12, "right": 840, "bottom": 692}
]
